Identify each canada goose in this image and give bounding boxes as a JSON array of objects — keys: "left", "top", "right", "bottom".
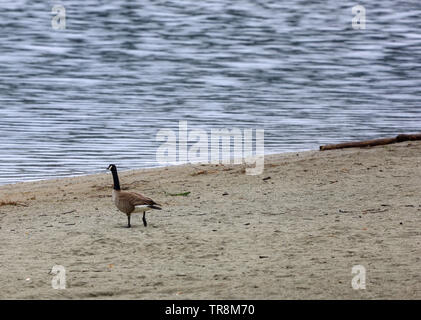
[{"left": 107, "top": 164, "right": 161, "bottom": 228}]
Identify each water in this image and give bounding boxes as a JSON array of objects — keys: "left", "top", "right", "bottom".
[{"left": 1, "top": 0, "right": 421, "bottom": 185}]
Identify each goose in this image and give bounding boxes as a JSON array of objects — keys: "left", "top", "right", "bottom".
[{"left": 106, "top": 164, "right": 161, "bottom": 228}]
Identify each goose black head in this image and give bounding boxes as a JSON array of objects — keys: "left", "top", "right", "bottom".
[{"left": 107, "top": 164, "right": 117, "bottom": 171}]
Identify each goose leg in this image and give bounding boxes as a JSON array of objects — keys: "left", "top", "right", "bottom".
[
  {"left": 127, "top": 214, "right": 131, "bottom": 228},
  {"left": 142, "top": 212, "right": 147, "bottom": 227}
]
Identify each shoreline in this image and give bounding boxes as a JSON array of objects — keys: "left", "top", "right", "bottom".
[
  {"left": 0, "top": 148, "right": 311, "bottom": 188},
  {"left": 1, "top": 142, "right": 420, "bottom": 299}
]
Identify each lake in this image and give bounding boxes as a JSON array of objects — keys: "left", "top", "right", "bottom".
[{"left": 1, "top": 0, "right": 420, "bottom": 184}]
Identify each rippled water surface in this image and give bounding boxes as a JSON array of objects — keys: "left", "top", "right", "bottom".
[{"left": 1, "top": 1, "right": 421, "bottom": 184}]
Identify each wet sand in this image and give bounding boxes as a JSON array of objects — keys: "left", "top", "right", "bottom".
[{"left": 0, "top": 141, "right": 420, "bottom": 299}]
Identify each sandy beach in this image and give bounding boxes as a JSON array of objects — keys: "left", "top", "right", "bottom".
[{"left": 0, "top": 141, "right": 420, "bottom": 299}]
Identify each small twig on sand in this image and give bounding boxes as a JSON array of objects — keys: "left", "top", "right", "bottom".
[
  {"left": 0, "top": 200, "right": 28, "bottom": 207},
  {"left": 60, "top": 210, "right": 76, "bottom": 215},
  {"left": 164, "top": 191, "right": 191, "bottom": 197}
]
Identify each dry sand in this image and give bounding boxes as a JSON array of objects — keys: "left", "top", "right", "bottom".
[{"left": 0, "top": 141, "right": 420, "bottom": 299}]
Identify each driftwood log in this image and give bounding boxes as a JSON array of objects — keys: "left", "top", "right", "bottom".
[{"left": 320, "top": 133, "right": 421, "bottom": 151}]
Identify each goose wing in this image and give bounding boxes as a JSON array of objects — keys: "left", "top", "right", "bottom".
[{"left": 120, "top": 191, "right": 160, "bottom": 207}]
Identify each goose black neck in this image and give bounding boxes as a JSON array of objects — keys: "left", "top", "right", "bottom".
[{"left": 111, "top": 169, "right": 121, "bottom": 190}]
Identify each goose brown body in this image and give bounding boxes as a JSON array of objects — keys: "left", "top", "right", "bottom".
[{"left": 112, "top": 189, "right": 160, "bottom": 214}]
